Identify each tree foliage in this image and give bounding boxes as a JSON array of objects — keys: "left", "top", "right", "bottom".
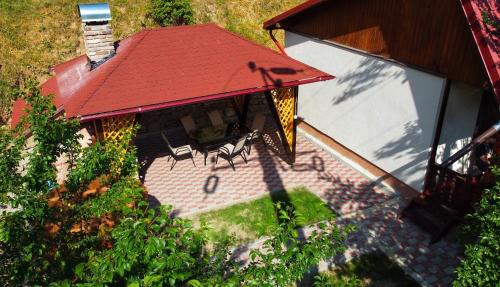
[
  {"left": 148, "top": 0, "right": 194, "bottom": 26},
  {"left": 454, "top": 166, "right": 500, "bottom": 287},
  {"left": 0, "top": 82, "right": 350, "bottom": 286}
]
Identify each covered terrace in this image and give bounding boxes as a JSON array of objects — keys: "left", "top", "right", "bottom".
[{"left": 10, "top": 23, "right": 334, "bottom": 190}]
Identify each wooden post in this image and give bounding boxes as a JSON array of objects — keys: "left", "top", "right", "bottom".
[
  {"left": 241, "top": 95, "right": 251, "bottom": 126},
  {"left": 423, "top": 79, "right": 451, "bottom": 193},
  {"left": 291, "top": 86, "right": 299, "bottom": 162}
]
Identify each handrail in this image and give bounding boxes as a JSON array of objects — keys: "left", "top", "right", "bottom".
[{"left": 440, "top": 120, "right": 500, "bottom": 168}]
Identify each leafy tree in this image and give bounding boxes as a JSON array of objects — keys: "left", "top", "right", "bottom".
[
  {"left": 0, "top": 78, "right": 16, "bottom": 125},
  {"left": 454, "top": 166, "right": 500, "bottom": 287},
  {"left": 0, "top": 82, "right": 350, "bottom": 286},
  {"left": 148, "top": 0, "right": 194, "bottom": 26}
]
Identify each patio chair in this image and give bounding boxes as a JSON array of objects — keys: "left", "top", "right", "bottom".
[
  {"left": 215, "top": 134, "right": 248, "bottom": 170},
  {"left": 207, "top": 110, "right": 225, "bottom": 128},
  {"left": 161, "top": 131, "right": 196, "bottom": 170},
  {"left": 245, "top": 113, "right": 266, "bottom": 155},
  {"left": 180, "top": 115, "right": 197, "bottom": 138}
]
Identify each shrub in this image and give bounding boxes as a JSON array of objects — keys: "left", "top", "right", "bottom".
[
  {"left": 0, "top": 81, "right": 350, "bottom": 286},
  {"left": 148, "top": 0, "right": 194, "bottom": 26},
  {"left": 454, "top": 166, "right": 500, "bottom": 286}
]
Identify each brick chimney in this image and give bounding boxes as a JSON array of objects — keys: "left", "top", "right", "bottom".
[{"left": 78, "top": 3, "right": 115, "bottom": 66}]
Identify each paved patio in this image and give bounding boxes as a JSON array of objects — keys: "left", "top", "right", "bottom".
[
  {"left": 136, "top": 127, "right": 394, "bottom": 216},
  {"left": 135, "top": 127, "right": 463, "bottom": 286}
]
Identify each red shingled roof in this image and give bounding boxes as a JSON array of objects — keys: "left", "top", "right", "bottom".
[{"left": 11, "top": 23, "right": 333, "bottom": 127}]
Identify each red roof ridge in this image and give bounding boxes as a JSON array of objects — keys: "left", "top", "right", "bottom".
[{"left": 210, "top": 24, "right": 328, "bottom": 80}]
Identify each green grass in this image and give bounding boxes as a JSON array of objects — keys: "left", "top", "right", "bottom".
[
  {"left": 316, "top": 252, "right": 420, "bottom": 287},
  {"left": 193, "top": 187, "right": 335, "bottom": 244}
]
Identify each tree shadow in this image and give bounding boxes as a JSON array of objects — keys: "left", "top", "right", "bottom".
[
  {"left": 135, "top": 134, "right": 169, "bottom": 184},
  {"left": 203, "top": 175, "right": 219, "bottom": 194},
  {"left": 332, "top": 56, "right": 406, "bottom": 106}
]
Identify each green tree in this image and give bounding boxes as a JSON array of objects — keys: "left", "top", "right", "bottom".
[
  {"left": 454, "top": 166, "right": 500, "bottom": 287},
  {"left": 0, "top": 82, "right": 350, "bottom": 286},
  {"left": 148, "top": 0, "right": 194, "bottom": 26}
]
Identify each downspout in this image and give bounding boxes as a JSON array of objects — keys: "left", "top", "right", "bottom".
[{"left": 268, "top": 29, "right": 287, "bottom": 56}]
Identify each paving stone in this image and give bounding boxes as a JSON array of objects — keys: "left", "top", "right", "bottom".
[{"left": 136, "top": 127, "right": 463, "bottom": 287}]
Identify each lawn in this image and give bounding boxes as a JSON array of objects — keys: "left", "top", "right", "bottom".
[
  {"left": 315, "top": 252, "right": 420, "bottom": 287},
  {"left": 193, "top": 187, "right": 335, "bottom": 244}
]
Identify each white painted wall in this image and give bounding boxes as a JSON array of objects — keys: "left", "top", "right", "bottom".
[
  {"left": 285, "top": 31, "right": 446, "bottom": 192},
  {"left": 435, "top": 82, "right": 482, "bottom": 174}
]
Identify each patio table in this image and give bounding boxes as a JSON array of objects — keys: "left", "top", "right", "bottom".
[{"left": 194, "top": 124, "right": 229, "bottom": 165}]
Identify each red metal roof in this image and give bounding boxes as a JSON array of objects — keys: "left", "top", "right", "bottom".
[
  {"left": 460, "top": 0, "right": 500, "bottom": 99},
  {"left": 11, "top": 23, "right": 333, "bottom": 127},
  {"left": 263, "top": 0, "right": 326, "bottom": 30}
]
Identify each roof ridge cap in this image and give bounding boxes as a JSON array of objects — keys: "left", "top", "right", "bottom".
[
  {"left": 75, "top": 30, "right": 151, "bottom": 116},
  {"left": 211, "top": 25, "right": 326, "bottom": 76}
]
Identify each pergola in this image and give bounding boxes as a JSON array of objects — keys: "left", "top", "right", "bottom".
[{"left": 11, "top": 23, "right": 333, "bottom": 160}]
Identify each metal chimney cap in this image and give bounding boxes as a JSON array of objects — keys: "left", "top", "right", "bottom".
[{"left": 78, "top": 3, "right": 112, "bottom": 22}]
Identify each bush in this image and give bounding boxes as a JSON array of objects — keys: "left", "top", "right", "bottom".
[
  {"left": 454, "top": 166, "right": 500, "bottom": 286},
  {"left": 148, "top": 0, "right": 194, "bottom": 26},
  {"left": 0, "top": 82, "right": 350, "bottom": 286}
]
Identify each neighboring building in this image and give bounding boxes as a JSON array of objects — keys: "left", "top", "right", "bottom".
[{"left": 264, "top": 0, "right": 499, "bottom": 193}]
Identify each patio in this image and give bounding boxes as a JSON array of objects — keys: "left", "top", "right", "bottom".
[
  {"left": 134, "top": 103, "right": 463, "bottom": 286},
  {"left": 135, "top": 101, "right": 396, "bottom": 217},
  {"left": 136, "top": 120, "right": 463, "bottom": 286}
]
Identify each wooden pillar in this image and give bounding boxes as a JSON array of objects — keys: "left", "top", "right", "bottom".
[
  {"left": 423, "top": 79, "right": 451, "bottom": 193},
  {"left": 241, "top": 95, "right": 251, "bottom": 126}
]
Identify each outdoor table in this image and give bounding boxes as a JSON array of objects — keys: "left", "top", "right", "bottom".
[{"left": 194, "top": 124, "right": 229, "bottom": 165}]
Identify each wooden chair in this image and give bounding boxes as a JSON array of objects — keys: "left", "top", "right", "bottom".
[
  {"left": 207, "top": 110, "right": 225, "bottom": 129},
  {"left": 215, "top": 134, "right": 248, "bottom": 170},
  {"left": 180, "top": 115, "right": 197, "bottom": 138},
  {"left": 161, "top": 132, "right": 196, "bottom": 170}
]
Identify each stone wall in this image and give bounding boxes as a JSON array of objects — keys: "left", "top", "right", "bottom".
[{"left": 82, "top": 22, "right": 114, "bottom": 63}]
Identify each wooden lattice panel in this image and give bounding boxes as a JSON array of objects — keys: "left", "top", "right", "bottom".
[
  {"left": 101, "top": 114, "right": 136, "bottom": 141},
  {"left": 270, "top": 87, "right": 296, "bottom": 152}
]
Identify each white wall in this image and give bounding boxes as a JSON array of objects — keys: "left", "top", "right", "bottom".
[
  {"left": 285, "top": 31, "right": 446, "bottom": 192},
  {"left": 435, "top": 82, "right": 482, "bottom": 173}
]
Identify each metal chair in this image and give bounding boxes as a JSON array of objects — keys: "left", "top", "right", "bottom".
[
  {"left": 215, "top": 134, "right": 248, "bottom": 170},
  {"left": 245, "top": 113, "right": 266, "bottom": 155},
  {"left": 161, "top": 132, "right": 196, "bottom": 170}
]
